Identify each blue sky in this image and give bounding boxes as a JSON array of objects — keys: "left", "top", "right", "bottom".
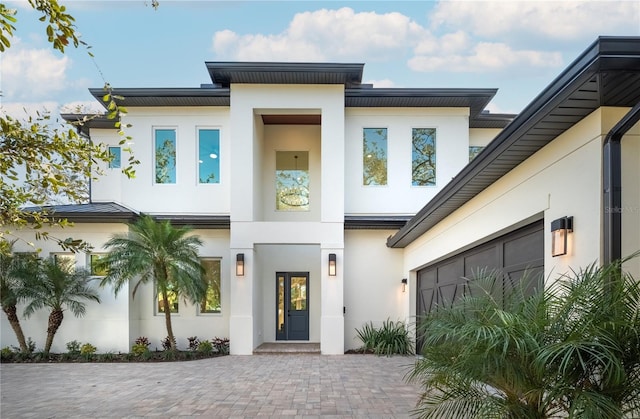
[{"left": 2, "top": 0, "right": 639, "bottom": 117}]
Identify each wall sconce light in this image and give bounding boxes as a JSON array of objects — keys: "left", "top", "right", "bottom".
[
  {"left": 328, "top": 253, "right": 336, "bottom": 276},
  {"left": 401, "top": 278, "right": 408, "bottom": 292},
  {"left": 236, "top": 253, "right": 244, "bottom": 276},
  {"left": 551, "top": 216, "right": 573, "bottom": 257}
]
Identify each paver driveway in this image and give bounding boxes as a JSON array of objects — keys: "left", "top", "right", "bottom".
[{"left": 0, "top": 354, "right": 421, "bottom": 418}]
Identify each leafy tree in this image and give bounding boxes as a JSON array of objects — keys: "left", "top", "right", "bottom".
[
  {"left": 16, "top": 257, "right": 100, "bottom": 353},
  {"left": 0, "top": 239, "right": 31, "bottom": 352},
  {"left": 98, "top": 216, "right": 206, "bottom": 350},
  {"left": 155, "top": 139, "right": 176, "bottom": 183},
  {"left": 1, "top": 0, "right": 138, "bottom": 252},
  {"left": 408, "top": 255, "right": 640, "bottom": 418}
]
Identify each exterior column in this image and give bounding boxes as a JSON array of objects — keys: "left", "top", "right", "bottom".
[
  {"left": 321, "top": 248, "right": 344, "bottom": 354},
  {"left": 229, "top": 248, "right": 253, "bottom": 355}
]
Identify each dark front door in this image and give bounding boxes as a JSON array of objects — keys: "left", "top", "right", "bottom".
[{"left": 276, "top": 272, "right": 309, "bottom": 341}]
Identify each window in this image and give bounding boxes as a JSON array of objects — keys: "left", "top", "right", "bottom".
[
  {"left": 88, "top": 254, "right": 108, "bottom": 276},
  {"left": 200, "top": 259, "right": 221, "bottom": 313},
  {"left": 198, "top": 129, "right": 220, "bottom": 184},
  {"left": 412, "top": 128, "right": 436, "bottom": 186},
  {"left": 108, "top": 146, "right": 121, "bottom": 169},
  {"left": 53, "top": 253, "right": 75, "bottom": 271},
  {"left": 157, "top": 283, "right": 179, "bottom": 314},
  {"left": 276, "top": 151, "right": 309, "bottom": 211},
  {"left": 469, "top": 146, "right": 485, "bottom": 161},
  {"left": 154, "top": 128, "right": 176, "bottom": 184},
  {"left": 363, "top": 128, "right": 387, "bottom": 186}
]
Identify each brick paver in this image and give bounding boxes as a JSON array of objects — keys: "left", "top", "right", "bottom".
[{"left": 0, "top": 354, "right": 421, "bottom": 418}]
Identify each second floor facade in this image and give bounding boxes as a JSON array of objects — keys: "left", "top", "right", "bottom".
[{"left": 81, "top": 62, "right": 512, "bottom": 222}]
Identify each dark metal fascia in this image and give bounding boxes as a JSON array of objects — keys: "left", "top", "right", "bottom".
[
  {"left": 602, "top": 100, "right": 640, "bottom": 265},
  {"left": 150, "top": 215, "right": 231, "bottom": 229},
  {"left": 344, "top": 215, "right": 412, "bottom": 230},
  {"left": 88, "top": 88, "right": 231, "bottom": 109}
]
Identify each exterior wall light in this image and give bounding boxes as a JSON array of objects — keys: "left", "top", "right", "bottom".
[
  {"left": 236, "top": 253, "right": 245, "bottom": 276},
  {"left": 401, "top": 278, "right": 408, "bottom": 292},
  {"left": 328, "top": 253, "right": 337, "bottom": 276},
  {"left": 551, "top": 216, "right": 573, "bottom": 257}
]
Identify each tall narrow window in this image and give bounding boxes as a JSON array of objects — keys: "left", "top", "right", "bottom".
[
  {"left": 53, "top": 253, "right": 75, "bottom": 271},
  {"left": 200, "top": 259, "right": 221, "bottom": 313},
  {"left": 89, "top": 254, "right": 108, "bottom": 276},
  {"left": 412, "top": 128, "right": 436, "bottom": 186},
  {"left": 108, "top": 146, "right": 121, "bottom": 169},
  {"left": 155, "top": 129, "right": 176, "bottom": 184},
  {"left": 198, "top": 129, "right": 220, "bottom": 184},
  {"left": 276, "top": 151, "right": 309, "bottom": 211},
  {"left": 363, "top": 128, "right": 387, "bottom": 186}
]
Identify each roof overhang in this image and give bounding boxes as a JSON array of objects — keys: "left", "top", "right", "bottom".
[
  {"left": 205, "top": 62, "right": 364, "bottom": 87},
  {"left": 23, "top": 202, "right": 138, "bottom": 224},
  {"left": 344, "top": 215, "right": 412, "bottom": 230},
  {"left": 387, "top": 36, "right": 640, "bottom": 248},
  {"left": 88, "top": 88, "right": 231, "bottom": 108},
  {"left": 60, "top": 113, "right": 120, "bottom": 136}
]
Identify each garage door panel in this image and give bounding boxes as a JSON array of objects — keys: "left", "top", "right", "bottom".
[
  {"left": 437, "top": 260, "right": 463, "bottom": 285},
  {"left": 419, "top": 287, "right": 435, "bottom": 314},
  {"left": 464, "top": 246, "right": 499, "bottom": 278},
  {"left": 503, "top": 228, "right": 544, "bottom": 267}
]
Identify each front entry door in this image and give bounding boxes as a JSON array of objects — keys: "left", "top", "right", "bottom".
[{"left": 276, "top": 272, "right": 309, "bottom": 340}]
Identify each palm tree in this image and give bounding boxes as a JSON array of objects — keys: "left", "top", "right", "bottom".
[
  {"left": 99, "top": 216, "right": 206, "bottom": 350},
  {"left": 18, "top": 257, "right": 100, "bottom": 353},
  {"left": 0, "top": 239, "right": 30, "bottom": 352},
  {"left": 408, "top": 255, "right": 640, "bottom": 419}
]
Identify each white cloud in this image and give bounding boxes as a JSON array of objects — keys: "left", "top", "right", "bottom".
[
  {"left": 430, "top": 0, "right": 640, "bottom": 40},
  {"left": 59, "top": 101, "right": 105, "bottom": 114},
  {"left": 212, "top": 7, "right": 426, "bottom": 61},
  {"left": 1, "top": 45, "right": 70, "bottom": 101},
  {"left": 366, "top": 79, "right": 397, "bottom": 88},
  {"left": 409, "top": 40, "right": 562, "bottom": 73}
]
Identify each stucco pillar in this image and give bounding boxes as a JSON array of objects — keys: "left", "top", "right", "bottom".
[
  {"left": 229, "top": 248, "right": 254, "bottom": 355},
  {"left": 321, "top": 248, "right": 344, "bottom": 354}
]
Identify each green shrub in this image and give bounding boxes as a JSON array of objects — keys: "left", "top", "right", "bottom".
[
  {"left": 161, "top": 335, "right": 176, "bottom": 351},
  {"left": 66, "top": 340, "right": 81, "bottom": 354},
  {"left": 134, "top": 336, "right": 150, "bottom": 347},
  {"left": 99, "top": 352, "right": 116, "bottom": 362},
  {"left": 355, "top": 319, "right": 413, "bottom": 356},
  {"left": 80, "top": 343, "right": 97, "bottom": 356},
  {"left": 131, "top": 343, "right": 149, "bottom": 356},
  {"left": 1, "top": 346, "right": 14, "bottom": 361},
  {"left": 197, "top": 340, "right": 213, "bottom": 354}
]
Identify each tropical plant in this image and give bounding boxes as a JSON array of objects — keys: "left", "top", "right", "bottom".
[
  {"left": 16, "top": 257, "right": 100, "bottom": 353},
  {"left": 99, "top": 216, "right": 206, "bottom": 350},
  {"left": 197, "top": 340, "right": 213, "bottom": 354},
  {"left": 408, "top": 255, "right": 640, "bottom": 419},
  {"left": 355, "top": 319, "right": 413, "bottom": 356},
  {"left": 66, "top": 339, "right": 81, "bottom": 354},
  {"left": 0, "top": 239, "right": 30, "bottom": 352},
  {"left": 161, "top": 335, "right": 176, "bottom": 351},
  {"left": 187, "top": 336, "right": 200, "bottom": 351},
  {"left": 212, "top": 337, "right": 230, "bottom": 355}
]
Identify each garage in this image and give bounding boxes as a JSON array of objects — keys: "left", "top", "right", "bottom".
[{"left": 416, "top": 220, "right": 544, "bottom": 348}]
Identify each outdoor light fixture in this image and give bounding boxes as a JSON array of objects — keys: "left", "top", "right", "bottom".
[
  {"left": 401, "top": 278, "right": 408, "bottom": 293},
  {"left": 551, "top": 216, "right": 573, "bottom": 257},
  {"left": 236, "top": 253, "right": 245, "bottom": 276},
  {"left": 328, "top": 253, "right": 337, "bottom": 276}
]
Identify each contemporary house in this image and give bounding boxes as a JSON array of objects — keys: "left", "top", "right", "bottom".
[{"left": 2, "top": 36, "right": 639, "bottom": 355}]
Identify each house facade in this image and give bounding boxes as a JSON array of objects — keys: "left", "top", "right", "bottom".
[{"left": 2, "top": 36, "right": 639, "bottom": 355}]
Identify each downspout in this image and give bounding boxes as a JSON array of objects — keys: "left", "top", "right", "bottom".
[{"left": 602, "top": 102, "right": 640, "bottom": 265}]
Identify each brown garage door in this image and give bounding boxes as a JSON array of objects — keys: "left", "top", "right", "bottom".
[{"left": 416, "top": 220, "right": 544, "bottom": 349}]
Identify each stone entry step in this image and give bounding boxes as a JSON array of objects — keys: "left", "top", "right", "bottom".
[{"left": 253, "top": 342, "right": 321, "bottom": 354}]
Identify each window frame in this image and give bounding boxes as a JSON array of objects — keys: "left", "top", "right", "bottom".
[
  {"left": 199, "top": 257, "right": 222, "bottom": 315},
  {"left": 88, "top": 253, "right": 108, "bottom": 277},
  {"left": 197, "top": 128, "right": 221, "bottom": 185},
  {"left": 362, "top": 127, "right": 388, "bottom": 187},
  {"left": 108, "top": 146, "right": 122, "bottom": 169},
  {"left": 153, "top": 127, "right": 178, "bottom": 185},
  {"left": 411, "top": 127, "right": 437, "bottom": 187}
]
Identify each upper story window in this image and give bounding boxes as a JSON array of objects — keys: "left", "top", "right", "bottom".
[
  {"left": 412, "top": 128, "right": 437, "bottom": 186},
  {"left": 469, "top": 146, "right": 484, "bottom": 161},
  {"left": 154, "top": 128, "right": 176, "bottom": 184},
  {"left": 108, "top": 146, "right": 121, "bottom": 169},
  {"left": 363, "top": 128, "right": 387, "bottom": 186},
  {"left": 276, "top": 151, "right": 309, "bottom": 211},
  {"left": 198, "top": 129, "right": 220, "bottom": 184}
]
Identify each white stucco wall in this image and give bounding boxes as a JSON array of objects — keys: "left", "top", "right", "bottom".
[
  {"left": 620, "top": 118, "right": 640, "bottom": 278},
  {"left": 91, "top": 107, "right": 231, "bottom": 215},
  {"left": 344, "top": 230, "right": 405, "bottom": 351},
  {"left": 0, "top": 223, "right": 130, "bottom": 353},
  {"left": 344, "top": 107, "right": 470, "bottom": 215},
  {"left": 469, "top": 128, "right": 502, "bottom": 147},
  {"left": 404, "top": 107, "right": 639, "bottom": 317}
]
